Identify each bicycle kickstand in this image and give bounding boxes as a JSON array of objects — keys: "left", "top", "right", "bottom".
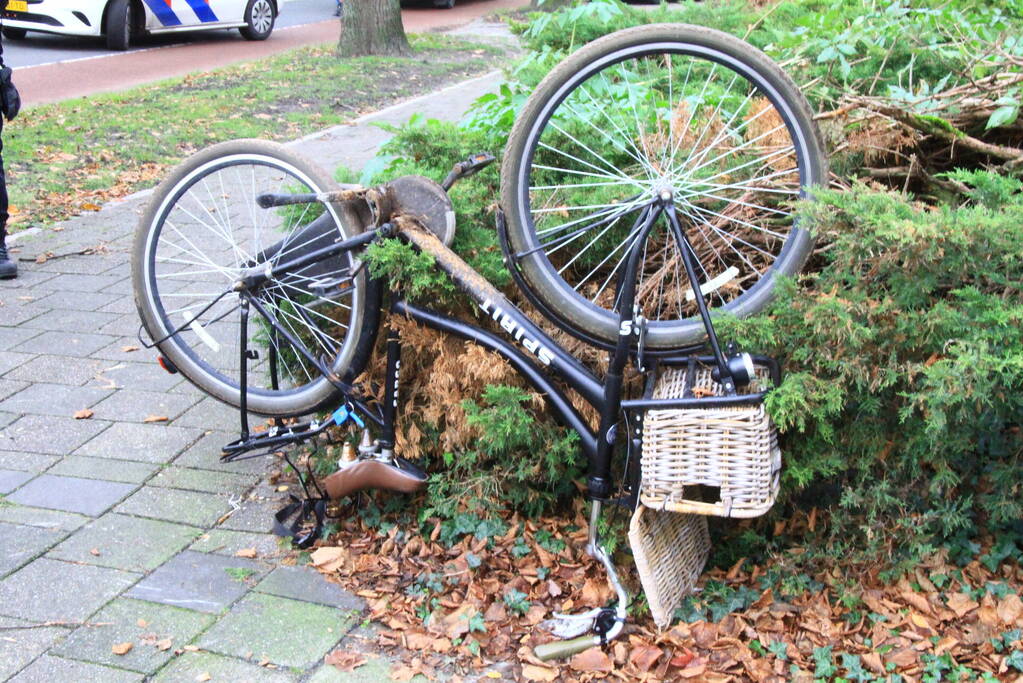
[{"left": 533, "top": 499, "right": 628, "bottom": 661}]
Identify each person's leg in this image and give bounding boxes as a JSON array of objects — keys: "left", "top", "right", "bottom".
[{"left": 0, "top": 122, "right": 16, "bottom": 280}]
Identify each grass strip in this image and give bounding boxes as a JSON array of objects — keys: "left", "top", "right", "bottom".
[{"left": 5, "top": 34, "right": 505, "bottom": 231}]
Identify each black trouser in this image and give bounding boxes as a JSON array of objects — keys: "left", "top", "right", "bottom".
[{"left": 0, "top": 116, "right": 7, "bottom": 242}]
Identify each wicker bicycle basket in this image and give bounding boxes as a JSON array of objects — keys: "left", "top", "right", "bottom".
[
  {"left": 639, "top": 362, "right": 781, "bottom": 518},
  {"left": 628, "top": 504, "right": 710, "bottom": 630}
]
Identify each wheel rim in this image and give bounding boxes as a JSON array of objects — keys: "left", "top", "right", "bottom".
[
  {"left": 251, "top": 0, "right": 273, "bottom": 34},
  {"left": 143, "top": 154, "right": 362, "bottom": 404},
  {"left": 514, "top": 42, "right": 815, "bottom": 332}
]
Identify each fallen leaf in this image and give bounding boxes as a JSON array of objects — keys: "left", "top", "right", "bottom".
[
  {"left": 570, "top": 647, "right": 612, "bottom": 673},
  {"left": 629, "top": 643, "right": 663, "bottom": 673},
  {"left": 946, "top": 593, "right": 979, "bottom": 618},
  {"left": 90, "top": 548, "right": 101, "bottom": 556},
  {"left": 677, "top": 661, "right": 708, "bottom": 678},
  {"left": 234, "top": 548, "right": 258, "bottom": 559},
  {"left": 325, "top": 650, "right": 366, "bottom": 672},
  {"left": 521, "top": 664, "right": 558, "bottom": 681},
  {"left": 137, "top": 619, "right": 148, "bottom": 628},
  {"left": 73, "top": 409, "right": 94, "bottom": 420},
  {"left": 997, "top": 594, "right": 1023, "bottom": 625},
  {"left": 155, "top": 638, "right": 172, "bottom": 651},
  {"left": 439, "top": 604, "right": 477, "bottom": 640},
  {"left": 183, "top": 645, "right": 200, "bottom": 652},
  {"left": 196, "top": 674, "right": 211, "bottom": 682},
  {"left": 111, "top": 642, "right": 133, "bottom": 655},
  {"left": 82, "top": 202, "right": 102, "bottom": 211},
  {"left": 121, "top": 345, "right": 139, "bottom": 353},
  {"left": 143, "top": 415, "right": 169, "bottom": 423},
  {"left": 310, "top": 547, "right": 347, "bottom": 573}
]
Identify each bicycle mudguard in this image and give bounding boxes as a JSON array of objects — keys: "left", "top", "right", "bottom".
[{"left": 321, "top": 458, "right": 427, "bottom": 499}]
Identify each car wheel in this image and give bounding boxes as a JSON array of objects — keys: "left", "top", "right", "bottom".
[
  {"left": 240, "top": 0, "right": 275, "bottom": 41},
  {"left": 2, "top": 27, "right": 27, "bottom": 40},
  {"left": 104, "top": 0, "right": 132, "bottom": 50}
]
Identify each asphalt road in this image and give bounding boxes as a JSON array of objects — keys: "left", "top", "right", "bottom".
[{"left": 11, "top": 0, "right": 527, "bottom": 107}]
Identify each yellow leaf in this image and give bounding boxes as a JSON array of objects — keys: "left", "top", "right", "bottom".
[
  {"left": 234, "top": 548, "right": 257, "bottom": 559},
  {"left": 111, "top": 642, "right": 133, "bottom": 655},
  {"left": 143, "top": 415, "right": 169, "bottom": 423},
  {"left": 82, "top": 202, "right": 102, "bottom": 211},
  {"left": 73, "top": 409, "right": 94, "bottom": 420}
]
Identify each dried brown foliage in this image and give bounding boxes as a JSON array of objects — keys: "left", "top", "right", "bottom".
[{"left": 309, "top": 504, "right": 1023, "bottom": 682}]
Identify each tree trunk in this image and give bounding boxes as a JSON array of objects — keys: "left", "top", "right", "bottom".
[{"left": 338, "top": 0, "right": 411, "bottom": 58}]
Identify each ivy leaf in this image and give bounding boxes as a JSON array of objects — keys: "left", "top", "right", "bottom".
[{"left": 986, "top": 104, "right": 1019, "bottom": 130}]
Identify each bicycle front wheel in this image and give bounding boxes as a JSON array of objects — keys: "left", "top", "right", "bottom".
[
  {"left": 132, "top": 139, "right": 379, "bottom": 417},
  {"left": 501, "top": 24, "right": 826, "bottom": 349}
]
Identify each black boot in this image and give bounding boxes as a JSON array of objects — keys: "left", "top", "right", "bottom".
[{"left": 0, "top": 231, "right": 16, "bottom": 280}]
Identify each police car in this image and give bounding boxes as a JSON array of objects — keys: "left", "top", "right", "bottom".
[{"left": 1, "top": 0, "right": 278, "bottom": 50}]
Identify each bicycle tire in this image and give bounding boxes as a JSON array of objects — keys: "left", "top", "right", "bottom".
[
  {"left": 133, "top": 139, "right": 380, "bottom": 417},
  {"left": 501, "top": 24, "right": 826, "bottom": 349}
]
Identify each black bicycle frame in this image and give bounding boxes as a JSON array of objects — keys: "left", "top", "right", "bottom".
[{"left": 227, "top": 192, "right": 766, "bottom": 502}]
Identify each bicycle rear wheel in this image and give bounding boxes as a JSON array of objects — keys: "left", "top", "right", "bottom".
[
  {"left": 132, "top": 139, "right": 380, "bottom": 417},
  {"left": 501, "top": 24, "right": 826, "bottom": 349}
]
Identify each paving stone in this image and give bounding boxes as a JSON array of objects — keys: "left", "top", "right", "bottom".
[
  {"left": 198, "top": 592, "right": 356, "bottom": 668},
  {"left": 149, "top": 466, "right": 257, "bottom": 494},
  {"left": 0, "top": 378, "right": 28, "bottom": 401},
  {"left": 0, "top": 450, "right": 61, "bottom": 472},
  {"left": 116, "top": 486, "right": 233, "bottom": 527},
  {"left": 30, "top": 290, "right": 122, "bottom": 312},
  {"left": 0, "top": 326, "right": 43, "bottom": 349},
  {"left": 0, "top": 412, "right": 15, "bottom": 429},
  {"left": 47, "top": 513, "right": 200, "bottom": 572},
  {"left": 0, "top": 468, "right": 33, "bottom": 494},
  {"left": 216, "top": 496, "right": 280, "bottom": 533},
  {"left": 7, "top": 474, "right": 136, "bottom": 516},
  {"left": 125, "top": 550, "right": 263, "bottom": 613},
  {"left": 98, "top": 295, "right": 138, "bottom": 315},
  {"left": 40, "top": 272, "right": 123, "bottom": 293},
  {"left": 0, "top": 557, "right": 139, "bottom": 622},
  {"left": 20, "top": 308, "right": 120, "bottom": 332},
  {"left": 174, "top": 431, "right": 269, "bottom": 474},
  {"left": 91, "top": 336, "right": 160, "bottom": 362},
  {"left": 0, "top": 266, "right": 58, "bottom": 291},
  {"left": 101, "top": 277, "right": 134, "bottom": 296},
  {"left": 47, "top": 456, "right": 158, "bottom": 484},
  {"left": 307, "top": 656, "right": 425, "bottom": 683},
  {"left": 3, "top": 354, "right": 105, "bottom": 386},
  {"left": 87, "top": 360, "right": 186, "bottom": 393},
  {"left": 74, "top": 422, "right": 201, "bottom": 463},
  {"left": 54, "top": 597, "right": 213, "bottom": 674},
  {"left": 97, "top": 314, "right": 146, "bottom": 337},
  {"left": 0, "top": 350, "right": 34, "bottom": 376},
  {"left": 0, "top": 382, "right": 113, "bottom": 418},
  {"left": 0, "top": 304, "right": 49, "bottom": 327},
  {"left": 7, "top": 654, "right": 143, "bottom": 683},
  {"left": 32, "top": 255, "right": 123, "bottom": 276},
  {"left": 90, "top": 389, "right": 198, "bottom": 423},
  {"left": 10, "top": 330, "right": 116, "bottom": 358},
  {"left": 254, "top": 565, "right": 366, "bottom": 610},
  {"left": 0, "top": 505, "right": 90, "bottom": 533},
  {"left": 0, "top": 521, "right": 68, "bottom": 578},
  {"left": 174, "top": 398, "right": 244, "bottom": 432},
  {"left": 189, "top": 529, "right": 284, "bottom": 558},
  {"left": 151, "top": 651, "right": 296, "bottom": 682},
  {"left": 0, "top": 415, "right": 110, "bottom": 455},
  {"left": 0, "top": 617, "right": 71, "bottom": 681}
]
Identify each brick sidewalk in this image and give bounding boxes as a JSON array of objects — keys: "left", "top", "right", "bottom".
[{"left": 0, "top": 23, "right": 512, "bottom": 682}]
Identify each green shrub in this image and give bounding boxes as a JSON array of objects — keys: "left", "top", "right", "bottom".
[
  {"left": 352, "top": 0, "right": 1023, "bottom": 565},
  {"left": 718, "top": 172, "right": 1023, "bottom": 561}
]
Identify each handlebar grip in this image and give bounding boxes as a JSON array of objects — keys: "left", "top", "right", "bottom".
[
  {"left": 256, "top": 192, "right": 319, "bottom": 208},
  {"left": 533, "top": 635, "right": 598, "bottom": 662}
]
